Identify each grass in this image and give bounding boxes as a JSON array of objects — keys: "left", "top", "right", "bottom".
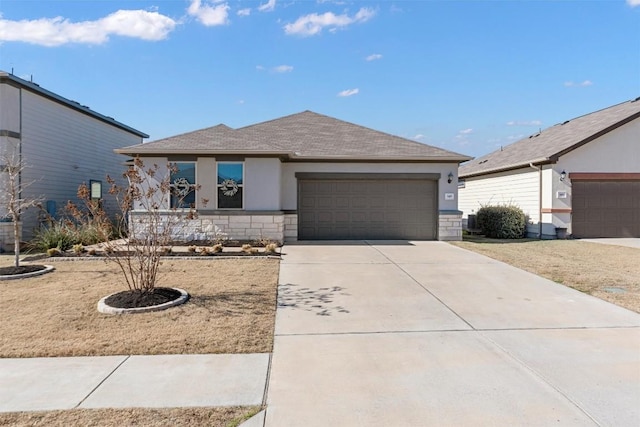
[
  {"left": 0, "top": 256, "right": 276, "bottom": 426},
  {"left": 0, "top": 406, "right": 262, "bottom": 427},
  {"left": 0, "top": 258, "right": 280, "bottom": 358},
  {"left": 450, "top": 236, "right": 640, "bottom": 313}
]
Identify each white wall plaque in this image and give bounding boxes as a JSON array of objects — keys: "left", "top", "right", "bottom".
[
  {"left": 556, "top": 191, "right": 568, "bottom": 199},
  {"left": 445, "top": 192, "right": 455, "bottom": 201}
]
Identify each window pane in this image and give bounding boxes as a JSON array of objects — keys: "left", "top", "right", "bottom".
[
  {"left": 171, "top": 163, "right": 196, "bottom": 184},
  {"left": 217, "top": 163, "right": 243, "bottom": 185},
  {"left": 171, "top": 190, "right": 196, "bottom": 209},
  {"left": 218, "top": 187, "right": 243, "bottom": 209}
]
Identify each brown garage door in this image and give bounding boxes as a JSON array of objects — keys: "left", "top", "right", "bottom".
[
  {"left": 297, "top": 173, "right": 439, "bottom": 240},
  {"left": 572, "top": 180, "right": 640, "bottom": 238}
]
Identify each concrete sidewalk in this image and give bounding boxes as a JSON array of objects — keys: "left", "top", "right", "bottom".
[
  {"left": 0, "top": 354, "right": 269, "bottom": 412},
  {"left": 265, "top": 241, "right": 640, "bottom": 426}
]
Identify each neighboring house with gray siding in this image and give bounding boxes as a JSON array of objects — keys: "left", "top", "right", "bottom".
[
  {"left": 0, "top": 71, "right": 148, "bottom": 250},
  {"left": 116, "top": 111, "right": 471, "bottom": 242},
  {"left": 458, "top": 98, "right": 640, "bottom": 238}
]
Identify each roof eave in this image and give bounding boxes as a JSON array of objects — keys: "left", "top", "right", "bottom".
[
  {"left": 460, "top": 158, "right": 553, "bottom": 178},
  {"left": 114, "top": 148, "right": 292, "bottom": 156}
]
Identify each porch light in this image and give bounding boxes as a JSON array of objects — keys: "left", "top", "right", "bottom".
[
  {"left": 447, "top": 172, "right": 454, "bottom": 184},
  {"left": 560, "top": 170, "right": 567, "bottom": 181}
]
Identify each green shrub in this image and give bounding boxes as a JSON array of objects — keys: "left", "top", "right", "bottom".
[
  {"left": 31, "top": 220, "right": 77, "bottom": 251},
  {"left": 476, "top": 205, "right": 527, "bottom": 239}
]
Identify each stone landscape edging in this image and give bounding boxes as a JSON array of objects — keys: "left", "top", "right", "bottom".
[
  {"left": 98, "top": 287, "right": 190, "bottom": 315},
  {"left": 0, "top": 265, "right": 55, "bottom": 281}
]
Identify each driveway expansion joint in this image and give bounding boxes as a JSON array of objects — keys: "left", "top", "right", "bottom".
[
  {"left": 74, "top": 355, "right": 130, "bottom": 409},
  {"left": 366, "top": 241, "right": 476, "bottom": 331}
]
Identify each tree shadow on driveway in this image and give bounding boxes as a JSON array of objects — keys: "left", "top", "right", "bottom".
[{"left": 277, "top": 283, "right": 351, "bottom": 316}]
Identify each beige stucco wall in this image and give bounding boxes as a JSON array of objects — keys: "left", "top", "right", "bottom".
[{"left": 245, "top": 158, "right": 281, "bottom": 210}]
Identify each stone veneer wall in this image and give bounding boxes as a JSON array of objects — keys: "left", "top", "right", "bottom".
[
  {"left": 438, "top": 211, "right": 463, "bottom": 241},
  {"left": 283, "top": 213, "right": 298, "bottom": 242},
  {"left": 0, "top": 221, "right": 21, "bottom": 253},
  {"left": 129, "top": 212, "right": 285, "bottom": 243}
]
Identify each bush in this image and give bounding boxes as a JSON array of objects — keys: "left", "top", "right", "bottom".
[
  {"left": 476, "top": 205, "right": 527, "bottom": 239},
  {"left": 30, "top": 217, "right": 114, "bottom": 252},
  {"left": 31, "top": 220, "right": 77, "bottom": 251}
]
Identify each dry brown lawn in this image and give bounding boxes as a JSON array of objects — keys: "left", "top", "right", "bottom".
[
  {"left": 450, "top": 237, "right": 640, "bottom": 313},
  {"left": 0, "top": 406, "right": 261, "bottom": 427},
  {"left": 0, "top": 258, "right": 279, "bottom": 358}
]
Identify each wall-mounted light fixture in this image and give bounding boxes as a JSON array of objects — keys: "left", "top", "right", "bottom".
[
  {"left": 559, "top": 170, "right": 567, "bottom": 181},
  {"left": 447, "top": 172, "right": 454, "bottom": 184}
]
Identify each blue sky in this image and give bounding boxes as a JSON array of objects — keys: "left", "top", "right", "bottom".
[{"left": 1, "top": 0, "right": 638, "bottom": 158}]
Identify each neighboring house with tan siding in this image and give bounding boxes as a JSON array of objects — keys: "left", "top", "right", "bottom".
[
  {"left": 459, "top": 98, "right": 640, "bottom": 238},
  {"left": 116, "top": 111, "right": 472, "bottom": 242},
  {"left": 0, "top": 71, "right": 148, "bottom": 250}
]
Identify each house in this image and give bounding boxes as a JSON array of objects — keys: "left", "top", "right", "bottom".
[
  {"left": 459, "top": 97, "right": 640, "bottom": 239},
  {"left": 115, "top": 111, "right": 471, "bottom": 242},
  {"left": 0, "top": 71, "right": 148, "bottom": 250}
]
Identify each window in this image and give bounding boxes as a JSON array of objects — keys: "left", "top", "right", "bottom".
[
  {"left": 89, "top": 180, "right": 102, "bottom": 201},
  {"left": 170, "top": 162, "right": 196, "bottom": 208},
  {"left": 217, "top": 162, "right": 243, "bottom": 209}
]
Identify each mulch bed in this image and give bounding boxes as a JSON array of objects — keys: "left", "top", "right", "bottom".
[
  {"left": 104, "top": 287, "right": 183, "bottom": 309},
  {"left": 0, "top": 264, "right": 48, "bottom": 276}
]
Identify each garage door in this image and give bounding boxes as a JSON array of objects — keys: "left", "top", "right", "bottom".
[
  {"left": 297, "top": 173, "right": 439, "bottom": 240},
  {"left": 572, "top": 180, "right": 640, "bottom": 238}
]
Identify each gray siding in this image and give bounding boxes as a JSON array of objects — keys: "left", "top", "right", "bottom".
[{"left": 8, "top": 87, "right": 144, "bottom": 239}]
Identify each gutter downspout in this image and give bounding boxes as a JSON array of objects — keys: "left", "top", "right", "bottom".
[{"left": 529, "top": 163, "right": 542, "bottom": 239}]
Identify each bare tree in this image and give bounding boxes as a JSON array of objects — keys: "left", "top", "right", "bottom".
[
  {"left": 67, "top": 157, "right": 207, "bottom": 297},
  {"left": 0, "top": 147, "right": 41, "bottom": 267}
]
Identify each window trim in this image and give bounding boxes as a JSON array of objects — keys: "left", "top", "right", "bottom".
[
  {"left": 169, "top": 161, "right": 197, "bottom": 209},
  {"left": 216, "top": 161, "right": 244, "bottom": 210}
]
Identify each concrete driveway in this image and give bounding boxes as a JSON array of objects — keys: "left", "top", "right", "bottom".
[{"left": 266, "top": 241, "right": 640, "bottom": 426}]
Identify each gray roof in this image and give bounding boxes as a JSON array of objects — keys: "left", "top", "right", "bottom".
[
  {"left": 460, "top": 97, "right": 640, "bottom": 178},
  {"left": 116, "top": 111, "right": 471, "bottom": 162},
  {"left": 0, "top": 71, "right": 149, "bottom": 138}
]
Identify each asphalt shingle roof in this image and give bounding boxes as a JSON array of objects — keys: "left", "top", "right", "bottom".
[
  {"left": 116, "top": 111, "right": 471, "bottom": 162},
  {"left": 460, "top": 98, "right": 640, "bottom": 178}
]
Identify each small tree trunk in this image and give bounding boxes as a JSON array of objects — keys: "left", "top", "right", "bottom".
[{"left": 13, "top": 219, "right": 20, "bottom": 268}]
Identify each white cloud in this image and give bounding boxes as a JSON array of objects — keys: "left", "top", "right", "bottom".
[
  {"left": 237, "top": 8, "right": 251, "bottom": 17},
  {"left": 187, "top": 0, "right": 230, "bottom": 26},
  {"left": 459, "top": 128, "right": 473, "bottom": 135},
  {"left": 256, "top": 65, "right": 265, "bottom": 71},
  {"left": 258, "top": 0, "right": 277, "bottom": 12},
  {"left": 0, "top": 10, "right": 176, "bottom": 46},
  {"left": 338, "top": 88, "right": 359, "bottom": 97},
  {"left": 366, "top": 53, "right": 382, "bottom": 61},
  {"left": 413, "top": 134, "right": 424, "bottom": 140},
  {"left": 564, "top": 80, "right": 593, "bottom": 87},
  {"left": 284, "top": 7, "right": 375, "bottom": 36},
  {"left": 273, "top": 65, "right": 293, "bottom": 73},
  {"left": 627, "top": 0, "right": 640, "bottom": 7},
  {"left": 506, "top": 120, "right": 542, "bottom": 126}
]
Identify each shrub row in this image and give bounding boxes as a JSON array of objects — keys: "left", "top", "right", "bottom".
[{"left": 476, "top": 205, "right": 526, "bottom": 239}]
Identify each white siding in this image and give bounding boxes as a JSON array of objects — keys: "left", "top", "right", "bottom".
[
  {"left": 459, "top": 167, "right": 540, "bottom": 224},
  {"left": 17, "top": 90, "right": 144, "bottom": 238},
  {"left": 280, "top": 162, "right": 458, "bottom": 211}
]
